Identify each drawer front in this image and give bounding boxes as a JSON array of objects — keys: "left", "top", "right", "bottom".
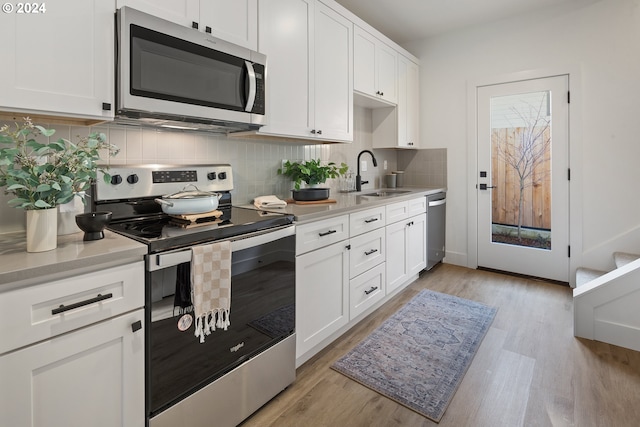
[
  {"left": 349, "top": 206, "right": 386, "bottom": 237},
  {"left": 349, "top": 228, "right": 385, "bottom": 278},
  {"left": 0, "top": 262, "right": 144, "bottom": 354},
  {"left": 350, "top": 263, "right": 385, "bottom": 320},
  {"left": 296, "top": 215, "right": 349, "bottom": 255},
  {"left": 386, "top": 200, "right": 409, "bottom": 224},
  {"left": 408, "top": 197, "right": 427, "bottom": 216}
]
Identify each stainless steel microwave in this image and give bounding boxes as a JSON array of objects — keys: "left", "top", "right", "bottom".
[{"left": 116, "top": 7, "right": 266, "bottom": 132}]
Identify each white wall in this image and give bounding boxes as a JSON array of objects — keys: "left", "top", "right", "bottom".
[{"left": 405, "top": 0, "right": 640, "bottom": 270}]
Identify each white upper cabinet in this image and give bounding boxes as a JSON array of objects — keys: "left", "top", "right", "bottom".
[
  {"left": 257, "top": 0, "right": 353, "bottom": 142},
  {"left": 353, "top": 26, "right": 397, "bottom": 104},
  {"left": 397, "top": 54, "right": 420, "bottom": 148},
  {"left": 313, "top": 2, "right": 353, "bottom": 141},
  {"left": 199, "top": 0, "right": 258, "bottom": 50},
  {"left": 117, "top": 0, "right": 198, "bottom": 27},
  {"left": 0, "top": 0, "right": 115, "bottom": 123},
  {"left": 118, "top": 0, "right": 257, "bottom": 49}
]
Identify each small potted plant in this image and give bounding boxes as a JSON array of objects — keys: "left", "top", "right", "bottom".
[
  {"left": 278, "top": 159, "right": 348, "bottom": 201},
  {"left": 0, "top": 118, "right": 119, "bottom": 252}
]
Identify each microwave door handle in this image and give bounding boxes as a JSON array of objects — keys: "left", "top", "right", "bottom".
[{"left": 244, "top": 60, "right": 256, "bottom": 112}]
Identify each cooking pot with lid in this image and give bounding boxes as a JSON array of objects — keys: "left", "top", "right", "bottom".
[{"left": 155, "top": 185, "right": 222, "bottom": 215}]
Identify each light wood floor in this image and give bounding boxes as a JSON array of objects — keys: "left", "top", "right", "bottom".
[{"left": 241, "top": 264, "right": 640, "bottom": 427}]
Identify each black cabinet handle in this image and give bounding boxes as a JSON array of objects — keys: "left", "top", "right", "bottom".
[
  {"left": 131, "top": 320, "right": 142, "bottom": 333},
  {"left": 364, "top": 249, "right": 378, "bottom": 256},
  {"left": 192, "top": 21, "right": 199, "bottom": 29},
  {"left": 317, "top": 130, "right": 322, "bottom": 135},
  {"left": 205, "top": 26, "right": 212, "bottom": 33},
  {"left": 364, "top": 286, "right": 378, "bottom": 295},
  {"left": 319, "top": 229, "right": 337, "bottom": 237},
  {"left": 310, "top": 129, "right": 316, "bottom": 134},
  {"left": 102, "top": 102, "right": 111, "bottom": 111},
  {"left": 364, "top": 218, "right": 378, "bottom": 223},
  {"left": 52, "top": 293, "right": 113, "bottom": 315},
  {"left": 406, "top": 221, "right": 414, "bottom": 227}
]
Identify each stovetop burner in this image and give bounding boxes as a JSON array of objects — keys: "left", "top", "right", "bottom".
[{"left": 107, "top": 206, "right": 293, "bottom": 253}]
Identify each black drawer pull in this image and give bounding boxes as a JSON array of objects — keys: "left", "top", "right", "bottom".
[
  {"left": 364, "top": 218, "right": 378, "bottom": 223},
  {"left": 365, "top": 286, "right": 378, "bottom": 295},
  {"left": 364, "top": 249, "right": 378, "bottom": 256},
  {"left": 52, "top": 293, "right": 113, "bottom": 315},
  {"left": 319, "top": 229, "right": 337, "bottom": 237}
]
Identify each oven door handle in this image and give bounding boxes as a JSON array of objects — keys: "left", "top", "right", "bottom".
[{"left": 149, "top": 225, "right": 296, "bottom": 271}]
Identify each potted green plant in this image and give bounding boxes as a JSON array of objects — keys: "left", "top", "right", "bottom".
[
  {"left": 0, "top": 118, "right": 119, "bottom": 252},
  {"left": 278, "top": 159, "right": 348, "bottom": 201}
]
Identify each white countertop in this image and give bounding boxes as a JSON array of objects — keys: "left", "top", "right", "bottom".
[
  {"left": 246, "top": 187, "right": 446, "bottom": 223},
  {"left": 0, "top": 230, "right": 147, "bottom": 290}
]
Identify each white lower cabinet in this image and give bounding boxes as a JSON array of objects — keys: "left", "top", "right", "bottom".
[
  {"left": 386, "top": 210, "right": 427, "bottom": 295},
  {"left": 0, "top": 309, "right": 145, "bottom": 427},
  {"left": 296, "top": 239, "right": 350, "bottom": 358},
  {"left": 350, "top": 262, "right": 385, "bottom": 320},
  {"left": 0, "top": 262, "right": 145, "bottom": 427},
  {"left": 295, "top": 197, "right": 427, "bottom": 363}
]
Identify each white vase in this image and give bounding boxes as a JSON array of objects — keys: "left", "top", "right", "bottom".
[
  {"left": 26, "top": 208, "right": 58, "bottom": 252},
  {"left": 58, "top": 194, "right": 85, "bottom": 235}
]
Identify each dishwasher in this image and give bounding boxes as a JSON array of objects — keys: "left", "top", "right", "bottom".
[{"left": 426, "top": 192, "right": 446, "bottom": 270}]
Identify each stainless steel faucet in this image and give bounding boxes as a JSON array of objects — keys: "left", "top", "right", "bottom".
[{"left": 356, "top": 150, "right": 378, "bottom": 192}]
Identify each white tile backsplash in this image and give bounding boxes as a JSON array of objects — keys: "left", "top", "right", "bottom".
[{"left": 0, "top": 113, "right": 447, "bottom": 232}]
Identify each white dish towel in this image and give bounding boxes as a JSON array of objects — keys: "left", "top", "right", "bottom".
[
  {"left": 254, "top": 195, "right": 287, "bottom": 209},
  {"left": 191, "top": 241, "right": 231, "bottom": 343}
]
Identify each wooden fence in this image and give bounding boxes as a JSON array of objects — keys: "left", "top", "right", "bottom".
[{"left": 491, "top": 127, "right": 551, "bottom": 230}]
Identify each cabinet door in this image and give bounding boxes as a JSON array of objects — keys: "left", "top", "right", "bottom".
[
  {"left": 0, "top": 309, "right": 145, "bottom": 427},
  {"left": 0, "top": 0, "right": 115, "bottom": 120},
  {"left": 199, "top": 0, "right": 257, "bottom": 49},
  {"left": 296, "top": 242, "right": 349, "bottom": 358},
  {"left": 386, "top": 219, "right": 408, "bottom": 294},
  {"left": 376, "top": 42, "right": 397, "bottom": 104},
  {"left": 117, "top": 0, "right": 199, "bottom": 27},
  {"left": 353, "top": 26, "right": 376, "bottom": 96},
  {"left": 398, "top": 55, "right": 420, "bottom": 148},
  {"left": 407, "top": 213, "right": 427, "bottom": 276},
  {"left": 353, "top": 26, "right": 396, "bottom": 104},
  {"left": 313, "top": 2, "right": 353, "bottom": 142},
  {"left": 257, "top": 0, "right": 313, "bottom": 138}
]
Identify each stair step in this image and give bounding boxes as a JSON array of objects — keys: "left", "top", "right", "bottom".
[
  {"left": 613, "top": 252, "right": 640, "bottom": 268},
  {"left": 576, "top": 267, "right": 608, "bottom": 287}
]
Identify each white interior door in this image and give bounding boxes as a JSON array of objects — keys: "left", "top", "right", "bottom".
[{"left": 477, "top": 75, "right": 569, "bottom": 282}]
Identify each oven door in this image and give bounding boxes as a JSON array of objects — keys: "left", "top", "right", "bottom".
[{"left": 146, "top": 225, "right": 295, "bottom": 417}]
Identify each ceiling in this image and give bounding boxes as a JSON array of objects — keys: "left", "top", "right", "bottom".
[{"left": 334, "top": 0, "right": 580, "bottom": 44}]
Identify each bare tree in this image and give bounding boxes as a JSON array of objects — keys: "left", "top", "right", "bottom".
[{"left": 494, "top": 96, "right": 551, "bottom": 240}]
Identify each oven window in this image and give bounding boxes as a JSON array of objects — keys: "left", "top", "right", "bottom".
[
  {"left": 130, "top": 25, "right": 246, "bottom": 111},
  {"left": 147, "top": 234, "right": 295, "bottom": 416}
]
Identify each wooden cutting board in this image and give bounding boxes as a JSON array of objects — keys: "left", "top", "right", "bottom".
[{"left": 286, "top": 199, "right": 337, "bottom": 205}]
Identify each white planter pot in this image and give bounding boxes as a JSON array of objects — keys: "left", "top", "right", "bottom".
[
  {"left": 26, "top": 208, "right": 58, "bottom": 252},
  {"left": 58, "top": 194, "right": 85, "bottom": 235}
]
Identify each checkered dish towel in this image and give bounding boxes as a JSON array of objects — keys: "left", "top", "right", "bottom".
[{"left": 191, "top": 241, "right": 232, "bottom": 343}]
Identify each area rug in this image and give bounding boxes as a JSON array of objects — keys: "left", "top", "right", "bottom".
[
  {"left": 248, "top": 303, "right": 295, "bottom": 338},
  {"left": 331, "top": 290, "right": 497, "bottom": 422}
]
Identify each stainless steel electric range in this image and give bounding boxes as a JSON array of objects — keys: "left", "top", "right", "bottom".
[{"left": 91, "top": 164, "right": 296, "bottom": 427}]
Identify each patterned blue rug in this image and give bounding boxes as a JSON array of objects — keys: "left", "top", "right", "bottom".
[{"left": 332, "top": 290, "right": 497, "bottom": 422}]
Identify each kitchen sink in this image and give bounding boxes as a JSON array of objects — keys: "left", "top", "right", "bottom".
[{"left": 361, "top": 190, "right": 412, "bottom": 197}]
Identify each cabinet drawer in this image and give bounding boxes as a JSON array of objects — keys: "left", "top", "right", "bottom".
[
  {"left": 349, "top": 228, "right": 385, "bottom": 278},
  {"left": 296, "top": 215, "right": 349, "bottom": 255},
  {"left": 386, "top": 200, "right": 409, "bottom": 224},
  {"left": 350, "top": 263, "right": 385, "bottom": 320},
  {"left": 0, "top": 262, "right": 144, "bottom": 354},
  {"left": 349, "top": 206, "right": 385, "bottom": 237},
  {"left": 408, "top": 197, "right": 427, "bottom": 215}
]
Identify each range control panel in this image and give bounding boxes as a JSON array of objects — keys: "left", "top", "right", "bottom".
[{"left": 94, "top": 164, "right": 233, "bottom": 201}]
